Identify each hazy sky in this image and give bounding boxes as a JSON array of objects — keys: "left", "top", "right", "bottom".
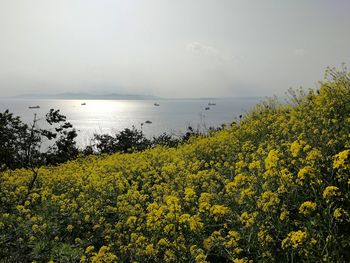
[{"left": 0, "top": 0, "right": 349, "bottom": 98}]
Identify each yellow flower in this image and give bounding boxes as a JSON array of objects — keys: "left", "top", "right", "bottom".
[
  {"left": 203, "top": 231, "right": 223, "bottom": 250},
  {"left": 210, "top": 205, "right": 230, "bottom": 221},
  {"left": 224, "top": 231, "right": 241, "bottom": 248},
  {"left": 164, "top": 224, "right": 175, "bottom": 234},
  {"left": 235, "top": 160, "right": 247, "bottom": 171},
  {"left": 303, "top": 145, "right": 311, "bottom": 152},
  {"left": 306, "top": 148, "right": 321, "bottom": 162},
  {"left": 184, "top": 187, "right": 196, "bottom": 202},
  {"left": 66, "top": 224, "right": 74, "bottom": 232},
  {"left": 85, "top": 246, "right": 95, "bottom": 254},
  {"left": 279, "top": 208, "right": 289, "bottom": 221},
  {"left": 190, "top": 245, "right": 207, "bottom": 263},
  {"left": 233, "top": 174, "right": 249, "bottom": 187},
  {"left": 188, "top": 215, "right": 204, "bottom": 232},
  {"left": 31, "top": 224, "right": 39, "bottom": 233},
  {"left": 158, "top": 238, "right": 169, "bottom": 247},
  {"left": 257, "top": 191, "right": 280, "bottom": 213},
  {"left": 164, "top": 249, "right": 176, "bottom": 262},
  {"left": 198, "top": 193, "right": 213, "bottom": 212},
  {"left": 322, "top": 186, "right": 340, "bottom": 199},
  {"left": 195, "top": 254, "right": 207, "bottom": 263},
  {"left": 233, "top": 258, "right": 253, "bottom": 263},
  {"left": 299, "top": 201, "right": 317, "bottom": 215},
  {"left": 240, "top": 212, "right": 257, "bottom": 228},
  {"left": 126, "top": 216, "right": 137, "bottom": 226},
  {"left": 165, "top": 195, "right": 181, "bottom": 213},
  {"left": 265, "top": 149, "right": 279, "bottom": 169},
  {"left": 262, "top": 251, "right": 272, "bottom": 258},
  {"left": 297, "top": 166, "right": 315, "bottom": 185},
  {"left": 290, "top": 141, "right": 302, "bottom": 157},
  {"left": 2, "top": 72, "right": 350, "bottom": 261},
  {"left": 282, "top": 230, "right": 308, "bottom": 250},
  {"left": 333, "top": 208, "right": 349, "bottom": 221},
  {"left": 258, "top": 229, "right": 273, "bottom": 245},
  {"left": 333, "top": 150, "right": 349, "bottom": 169},
  {"left": 145, "top": 244, "right": 154, "bottom": 255},
  {"left": 91, "top": 246, "right": 118, "bottom": 263},
  {"left": 248, "top": 160, "right": 261, "bottom": 170},
  {"left": 179, "top": 213, "right": 191, "bottom": 224}
]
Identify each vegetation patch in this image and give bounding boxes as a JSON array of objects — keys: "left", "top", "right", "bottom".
[{"left": 1, "top": 68, "right": 350, "bottom": 262}]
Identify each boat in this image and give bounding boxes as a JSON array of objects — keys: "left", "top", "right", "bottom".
[
  {"left": 205, "top": 107, "right": 210, "bottom": 110},
  {"left": 208, "top": 102, "right": 216, "bottom": 106},
  {"left": 28, "top": 105, "right": 40, "bottom": 109},
  {"left": 154, "top": 103, "right": 160, "bottom": 106},
  {"left": 81, "top": 102, "right": 86, "bottom": 106},
  {"left": 145, "top": 120, "right": 152, "bottom": 124}
]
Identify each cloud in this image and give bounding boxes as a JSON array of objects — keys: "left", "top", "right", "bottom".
[
  {"left": 185, "top": 42, "right": 243, "bottom": 65},
  {"left": 294, "top": 48, "right": 307, "bottom": 56},
  {"left": 186, "top": 42, "right": 219, "bottom": 56}
]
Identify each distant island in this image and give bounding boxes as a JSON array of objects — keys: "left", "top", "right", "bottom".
[
  {"left": 7, "top": 92, "right": 160, "bottom": 100},
  {"left": 2, "top": 93, "right": 265, "bottom": 101}
]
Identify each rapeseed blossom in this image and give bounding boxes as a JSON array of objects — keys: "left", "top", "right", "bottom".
[
  {"left": 257, "top": 191, "right": 280, "bottom": 213},
  {"left": 265, "top": 149, "right": 280, "bottom": 170},
  {"left": 333, "top": 208, "right": 349, "bottom": 222},
  {"left": 290, "top": 140, "right": 304, "bottom": 157},
  {"left": 333, "top": 150, "right": 349, "bottom": 169},
  {"left": 240, "top": 211, "right": 257, "bottom": 228},
  {"left": 1, "top": 70, "right": 350, "bottom": 261},
  {"left": 210, "top": 205, "right": 230, "bottom": 221},
  {"left": 282, "top": 230, "right": 308, "bottom": 249},
  {"left": 299, "top": 201, "right": 317, "bottom": 215},
  {"left": 322, "top": 186, "right": 340, "bottom": 199}
]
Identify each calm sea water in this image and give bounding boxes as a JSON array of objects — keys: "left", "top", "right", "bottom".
[{"left": 0, "top": 98, "right": 260, "bottom": 148}]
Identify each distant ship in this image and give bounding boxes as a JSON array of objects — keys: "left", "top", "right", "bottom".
[
  {"left": 81, "top": 102, "right": 86, "bottom": 105},
  {"left": 208, "top": 102, "right": 216, "bottom": 106},
  {"left": 145, "top": 120, "right": 152, "bottom": 124},
  {"left": 205, "top": 107, "right": 210, "bottom": 110},
  {"left": 28, "top": 105, "right": 40, "bottom": 109},
  {"left": 154, "top": 103, "right": 160, "bottom": 106}
]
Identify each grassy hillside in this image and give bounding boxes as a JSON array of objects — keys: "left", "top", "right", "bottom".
[{"left": 1, "top": 69, "right": 350, "bottom": 262}]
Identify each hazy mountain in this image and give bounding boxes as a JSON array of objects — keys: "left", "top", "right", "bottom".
[{"left": 7, "top": 93, "right": 160, "bottom": 100}]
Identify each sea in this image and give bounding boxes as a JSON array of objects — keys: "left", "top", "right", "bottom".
[{"left": 0, "top": 98, "right": 261, "bottom": 148}]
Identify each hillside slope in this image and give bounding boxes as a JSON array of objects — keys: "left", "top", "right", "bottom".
[{"left": 1, "top": 70, "right": 350, "bottom": 262}]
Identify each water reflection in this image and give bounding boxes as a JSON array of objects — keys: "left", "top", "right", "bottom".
[{"left": 0, "top": 98, "right": 261, "bottom": 147}]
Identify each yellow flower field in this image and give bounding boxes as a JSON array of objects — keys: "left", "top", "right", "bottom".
[{"left": 1, "top": 69, "right": 350, "bottom": 262}]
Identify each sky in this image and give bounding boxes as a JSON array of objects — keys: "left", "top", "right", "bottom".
[{"left": 0, "top": 0, "right": 349, "bottom": 98}]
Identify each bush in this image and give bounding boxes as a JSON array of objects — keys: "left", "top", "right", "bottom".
[{"left": 0, "top": 109, "right": 78, "bottom": 169}]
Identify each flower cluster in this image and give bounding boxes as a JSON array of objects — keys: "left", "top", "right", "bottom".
[{"left": 1, "top": 69, "right": 350, "bottom": 262}]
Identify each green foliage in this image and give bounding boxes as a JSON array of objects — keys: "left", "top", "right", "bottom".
[
  {"left": 0, "top": 110, "right": 41, "bottom": 170},
  {"left": 151, "top": 133, "right": 180, "bottom": 148},
  {"left": 91, "top": 127, "right": 190, "bottom": 154},
  {"left": 0, "top": 108, "right": 79, "bottom": 170},
  {"left": 43, "top": 109, "right": 79, "bottom": 165},
  {"left": 93, "top": 126, "right": 151, "bottom": 154}
]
